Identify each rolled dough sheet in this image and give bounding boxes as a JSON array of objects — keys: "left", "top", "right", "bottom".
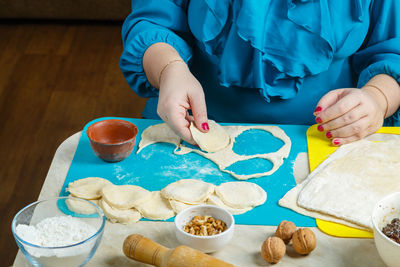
[
  {"left": 298, "top": 139, "right": 400, "bottom": 229},
  {"left": 280, "top": 149, "right": 370, "bottom": 230},
  {"left": 282, "top": 138, "right": 400, "bottom": 230},
  {"left": 279, "top": 178, "right": 370, "bottom": 231}
]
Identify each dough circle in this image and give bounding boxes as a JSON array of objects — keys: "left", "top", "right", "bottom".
[
  {"left": 207, "top": 194, "right": 252, "bottom": 215},
  {"left": 99, "top": 199, "right": 141, "bottom": 224},
  {"left": 169, "top": 199, "right": 196, "bottom": 213},
  {"left": 190, "top": 120, "right": 230, "bottom": 152},
  {"left": 135, "top": 191, "right": 175, "bottom": 220},
  {"left": 215, "top": 181, "right": 267, "bottom": 209},
  {"left": 67, "top": 177, "right": 112, "bottom": 200},
  {"left": 65, "top": 198, "right": 99, "bottom": 215},
  {"left": 161, "top": 179, "right": 215, "bottom": 204},
  {"left": 101, "top": 184, "right": 151, "bottom": 209}
]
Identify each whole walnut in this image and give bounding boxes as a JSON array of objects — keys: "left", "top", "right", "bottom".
[
  {"left": 261, "top": 236, "right": 286, "bottom": 264},
  {"left": 292, "top": 228, "right": 316, "bottom": 255},
  {"left": 275, "top": 220, "right": 296, "bottom": 244}
]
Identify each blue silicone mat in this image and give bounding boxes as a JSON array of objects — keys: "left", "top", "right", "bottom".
[{"left": 60, "top": 117, "right": 316, "bottom": 227}]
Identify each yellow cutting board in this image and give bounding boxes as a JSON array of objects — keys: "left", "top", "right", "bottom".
[{"left": 306, "top": 125, "right": 400, "bottom": 238}]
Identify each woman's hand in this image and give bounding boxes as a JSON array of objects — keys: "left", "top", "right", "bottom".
[
  {"left": 157, "top": 61, "right": 209, "bottom": 144},
  {"left": 313, "top": 87, "right": 387, "bottom": 146}
]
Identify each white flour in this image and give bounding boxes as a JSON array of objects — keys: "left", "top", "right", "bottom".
[{"left": 16, "top": 215, "right": 97, "bottom": 258}]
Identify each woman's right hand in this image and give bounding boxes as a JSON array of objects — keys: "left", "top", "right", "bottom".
[{"left": 157, "top": 61, "right": 209, "bottom": 144}]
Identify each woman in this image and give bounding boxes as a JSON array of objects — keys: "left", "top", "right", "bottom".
[{"left": 120, "top": 0, "right": 400, "bottom": 146}]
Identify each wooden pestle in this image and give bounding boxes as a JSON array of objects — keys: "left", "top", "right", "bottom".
[{"left": 123, "top": 234, "right": 235, "bottom": 267}]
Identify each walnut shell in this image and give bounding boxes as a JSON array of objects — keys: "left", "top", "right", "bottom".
[
  {"left": 275, "top": 220, "right": 296, "bottom": 244},
  {"left": 261, "top": 236, "right": 286, "bottom": 264},
  {"left": 292, "top": 228, "right": 316, "bottom": 255}
]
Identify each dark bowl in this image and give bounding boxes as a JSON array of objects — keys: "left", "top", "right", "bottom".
[{"left": 86, "top": 119, "right": 138, "bottom": 162}]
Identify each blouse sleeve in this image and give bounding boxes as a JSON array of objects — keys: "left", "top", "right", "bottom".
[
  {"left": 120, "top": 0, "right": 193, "bottom": 98},
  {"left": 352, "top": 0, "right": 400, "bottom": 126}
]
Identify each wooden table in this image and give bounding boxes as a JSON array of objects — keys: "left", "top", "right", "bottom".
[{"left": 13, "top": 133, "right": 386, "bottom": 267}]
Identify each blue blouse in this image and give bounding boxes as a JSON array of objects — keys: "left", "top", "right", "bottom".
[{"left": 120, "top": 0, "right": 400, "bottom": 125}]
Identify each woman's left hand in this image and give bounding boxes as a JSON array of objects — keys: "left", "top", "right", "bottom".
[{"left": 314, "top": 87, "right": 387, "bottom": 146}]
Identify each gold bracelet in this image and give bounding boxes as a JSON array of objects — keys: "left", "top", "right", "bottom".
[
  {"left": 158, "top": 59, "right": 185, "bottom": 87},
  {"left": 365, "top": 84, "right": 389, "bottom": 119}
]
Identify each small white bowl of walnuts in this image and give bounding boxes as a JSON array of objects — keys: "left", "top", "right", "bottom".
[{"left": 174, "top": 205, "right": 234, "bottom": 253}]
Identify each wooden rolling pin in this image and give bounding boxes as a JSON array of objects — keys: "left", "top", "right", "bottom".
[{"left": 123, "top": 234, "right": 235, "bottom": 267}]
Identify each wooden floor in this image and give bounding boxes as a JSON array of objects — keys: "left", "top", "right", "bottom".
[{"left": 0, "top": 20, "right": 146, "bottom": 265}]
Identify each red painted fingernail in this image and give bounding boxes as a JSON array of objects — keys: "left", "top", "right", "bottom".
[
  {"left": 317, "top": 125, "right": 324, "bottom": 132},
  {"left": 314, "top": 106, "right": 322, "bottom": 113},
  {"left": 202, "top": 122, "right": 209, "bottom": 131},
  {"left": 333, "top": 139, "right": 340, "bottom": 146},
  {"left": 326, "top": 131, "right": 332, "bottom": 138},
  {"left": 315, "top": 117, "right": 322, "bottom": 123}
]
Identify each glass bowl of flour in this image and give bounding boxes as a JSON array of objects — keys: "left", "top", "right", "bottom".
[{"left": 11, "top": 196, "right": 106, "bottom": 267}]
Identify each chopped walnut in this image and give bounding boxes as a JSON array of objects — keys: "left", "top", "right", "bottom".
[{"left": 183, "top": 215, "right": 227, "bottom": 236}]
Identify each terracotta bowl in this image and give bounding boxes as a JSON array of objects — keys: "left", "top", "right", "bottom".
[{"left": 86, "top": 119, "right": 138, "bottom": 162}]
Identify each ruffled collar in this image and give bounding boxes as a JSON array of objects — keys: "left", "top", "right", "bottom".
[{"left": 189, "top": 0, "right": 367, "bottom": 100}]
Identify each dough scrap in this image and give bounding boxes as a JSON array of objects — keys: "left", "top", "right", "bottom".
[
  {"left": 101, "top": 184, "right": 151, "bottom": 209},
  {"left": 138, "top": 123, "right": 291, "bottom": 180},
  {"left": 99, "top": 199, "right": 141, "bottom": 224},
  {"left": 67, "top": 177, "right": 112, "bottom": 200},
  {"left": 190, "top": 120, "right": 230, "bottom": 152},
  {"left": 292, "top": 152, "right": 310, "bottom": 185},
  {"left": 65, "top": 198, "right": 99, "bottom": 215},
  {"left": 207, "top": 194, "right": 252, "bottom": 215},
  {"left": 215, "top": 182, "right": 267, "bottom": 209},
  {"left": 135, "top": 191, "right": 175, "bottom": 220},
  {"left": 137, "top": 123, "right": 181, "bottom": 153},
  {"left": 161, "top": 179, "right": 215, "bottom": 204}
]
